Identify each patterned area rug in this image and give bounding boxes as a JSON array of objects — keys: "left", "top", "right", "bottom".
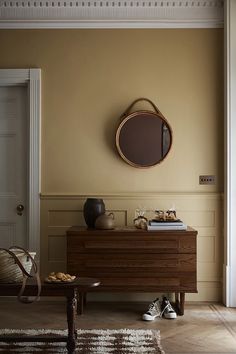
[{"left": 0, "top": 328, "right": 165, "bottom": 353}]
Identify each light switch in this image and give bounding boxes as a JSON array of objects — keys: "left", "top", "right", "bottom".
[{"left": 199, "top": 175, "right": 215, "bottom": 185}]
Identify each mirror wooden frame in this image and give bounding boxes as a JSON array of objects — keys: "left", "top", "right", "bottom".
[{"left": 115, "top": 98, "right": 172, "bottom": 168}]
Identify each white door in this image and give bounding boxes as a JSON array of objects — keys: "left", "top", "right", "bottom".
[{"left": 0, "top": 86, "right": 27, "bottom": 249}]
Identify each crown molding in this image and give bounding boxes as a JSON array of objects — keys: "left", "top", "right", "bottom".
[{"left": 0, "top": 0, "right": 224, "bottom": 29}]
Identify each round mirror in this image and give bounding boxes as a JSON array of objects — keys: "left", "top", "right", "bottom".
[{"left": 116, "top": 110, "right": 172, "bottom": 168}]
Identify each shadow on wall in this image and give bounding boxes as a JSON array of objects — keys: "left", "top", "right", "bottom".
[{"left": 103, "top": 104, "right": 123, "bottom": 162}]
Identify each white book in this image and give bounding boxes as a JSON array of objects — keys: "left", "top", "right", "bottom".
[
  {"left": 147, "top": 224, "right": 187, "bottom": 231},
  {"left": 149, "top": 220, "right": 184, "bottom": 226}
]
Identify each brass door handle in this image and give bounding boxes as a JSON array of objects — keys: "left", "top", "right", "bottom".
[{"left": 16, "top": 204, "right": 24, "bottom": 216}]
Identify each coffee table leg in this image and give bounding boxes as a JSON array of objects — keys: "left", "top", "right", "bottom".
[{"left": 66, "top": 294, "right": 77, "bottom": 353}]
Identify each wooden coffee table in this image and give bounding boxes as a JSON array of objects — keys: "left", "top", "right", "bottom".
[{"left": 0, "top": 277, "right": 100, "bottom": 353}]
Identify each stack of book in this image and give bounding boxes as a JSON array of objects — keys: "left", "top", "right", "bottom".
[{"left": 147, "top": 219, "right": 187, "bottom": 231}]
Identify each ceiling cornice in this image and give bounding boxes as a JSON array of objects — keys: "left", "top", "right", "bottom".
[{"left": 0, "top": 0, "right": 224, "bottom": 29}]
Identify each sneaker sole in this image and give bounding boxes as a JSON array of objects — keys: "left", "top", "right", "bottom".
[
  {"left": 142, "top": 314, "right": 159, "bottom": 321},
  {"left": 163, "top": 313, "right": 177, "bottom": 319}
]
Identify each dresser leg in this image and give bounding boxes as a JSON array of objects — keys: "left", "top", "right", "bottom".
[
  {"left": 179, "top": 292, "right": 185, "bottom": 316},
  {"left": 174, "top": 292, "right": 185, "bottom": 316},
  {"left": 77, "top": 292, "right": 87, "bottom": 315},
  {"left": 77, "top": 292, "right": 84, "bottom": 315},
  {"left": 175, "top": 292, "right": 180, "bottom": 313}
]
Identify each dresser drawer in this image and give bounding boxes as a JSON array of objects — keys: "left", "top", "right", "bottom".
[
  {"left": 67, "top": 253, "right": 196, "bottom": 273},
  {"left": 73, "top": 272, "right": 197, "bottom": 292},
  {"left": 67, "top": 235, "right": 196, "bottom": 254}
]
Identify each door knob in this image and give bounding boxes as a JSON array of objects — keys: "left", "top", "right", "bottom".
[{"left": 16, "top": 204, "right": 24, "bottom": 216}]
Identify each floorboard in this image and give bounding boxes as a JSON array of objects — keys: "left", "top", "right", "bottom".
[{"left": 0, "top": 301, "right": 235, "bottom": 353}]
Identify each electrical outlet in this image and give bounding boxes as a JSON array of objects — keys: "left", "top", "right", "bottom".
[{"left": 199, "top": 175, "right": 215, "bottom": 185}]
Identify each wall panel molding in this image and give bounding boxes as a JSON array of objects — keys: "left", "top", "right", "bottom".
[
  {"left": 41, "top": 192, "right": 223, "bottom": 200},
  {"left": 0, "top": 0, "right": 224, "bottom": 28}
]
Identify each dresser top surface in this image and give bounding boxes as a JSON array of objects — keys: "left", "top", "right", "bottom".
[{"left": 67, "top": 226, "right": 197, "bottom": 236}]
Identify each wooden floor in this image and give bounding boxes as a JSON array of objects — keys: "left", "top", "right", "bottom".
[{"left": 0, "top": 300, "right": 236, "bottom": 354}]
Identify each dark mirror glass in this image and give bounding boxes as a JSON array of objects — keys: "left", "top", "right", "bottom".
[{"left": 116, "top": 111, "right": 172, "bottom": 168}]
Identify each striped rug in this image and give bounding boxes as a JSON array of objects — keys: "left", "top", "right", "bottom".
[{"left": 0, "top": 328, "right": 165, "bottom": 353}]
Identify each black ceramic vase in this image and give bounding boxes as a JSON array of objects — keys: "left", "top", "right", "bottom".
[{"left": 83, "top": 198, "right": 105, "bottom": 228}]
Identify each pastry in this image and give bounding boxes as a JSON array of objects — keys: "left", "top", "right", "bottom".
[{"left": 45, "top": 272, "right": 76, "bottom": 283}]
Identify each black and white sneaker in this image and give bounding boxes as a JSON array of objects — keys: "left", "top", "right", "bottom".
[
  {"left": 142, "top": 298, "right": 162, "bottom": 321},
  {"left": 161, "top": 297, "right": 177, "bottom": 319}
]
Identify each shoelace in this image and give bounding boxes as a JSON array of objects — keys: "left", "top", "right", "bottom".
[
  {"left": 160, "top": 302, "right": 174, "bottom": 317},
  {"left": 147, "top": 301, "right": 160, "bottom": 314},
  {"left": 148, "top": 302, "right": 156, "bottom": 311}
]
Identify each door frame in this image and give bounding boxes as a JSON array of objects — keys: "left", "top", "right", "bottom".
[
  {"left": 0, "top": 69, "right": 41, "bottom": 262},
  {"left": 224, "top": 1, "right": 236, "bottom": 307}
]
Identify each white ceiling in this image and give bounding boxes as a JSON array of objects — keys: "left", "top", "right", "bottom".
[{"left": 0, "top": 0, "right": 224, "bottom": 28}]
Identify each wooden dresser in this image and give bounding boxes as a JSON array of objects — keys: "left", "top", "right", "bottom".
[{"left": 66, "top": 226, "right": 197, "bottom": 315}]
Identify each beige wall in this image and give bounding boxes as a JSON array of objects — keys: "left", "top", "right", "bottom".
[
  {"left": 0, "top": 29, "right": 224, "bottom": 301},
  {"left": 0, "top": 29, "right": 224, "bottom": 194}
]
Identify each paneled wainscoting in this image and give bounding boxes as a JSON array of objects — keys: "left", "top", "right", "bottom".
[{"left": 40, "top": 193, "right": 223, "bottom": 302}]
